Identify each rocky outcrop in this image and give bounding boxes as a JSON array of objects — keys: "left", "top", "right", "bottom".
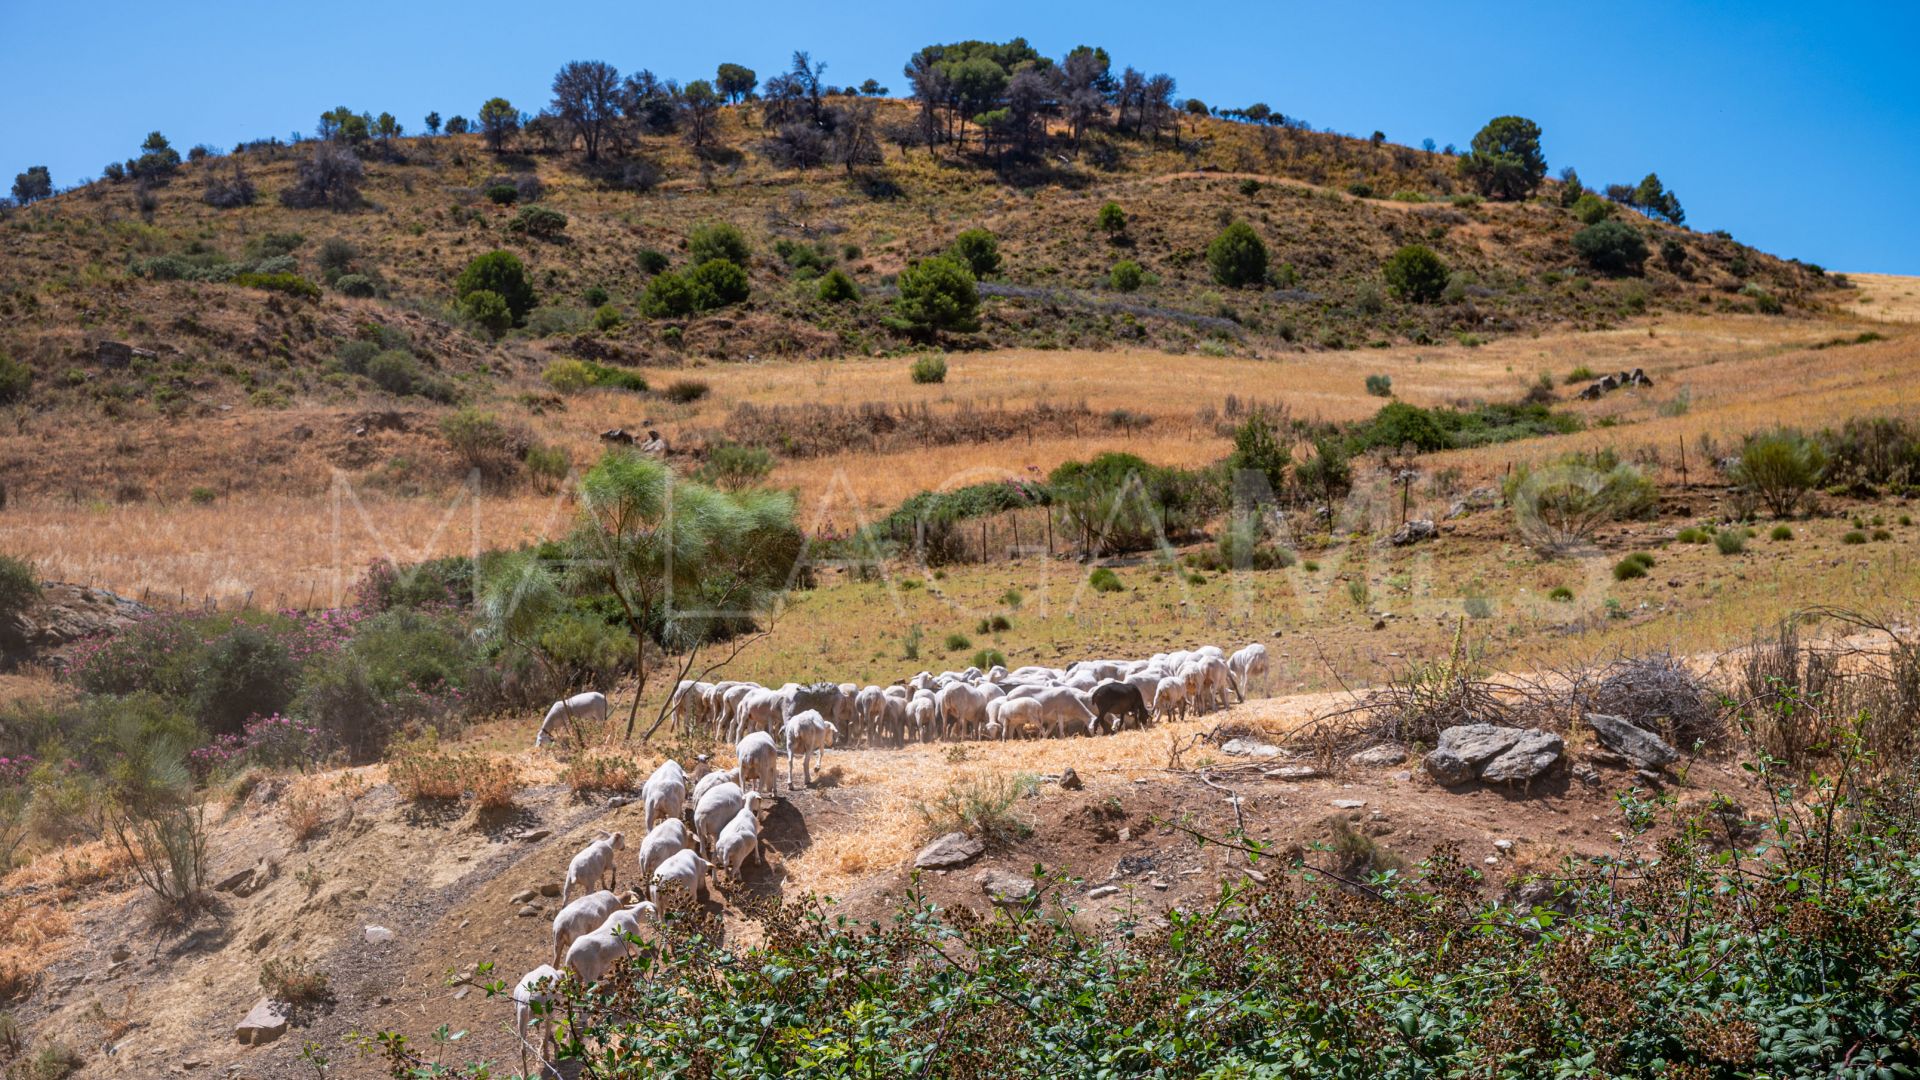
[
  {"left": 1389, "top": 519, "right": 1437, "bottom": 546},
  {"left": 0, "top": 582, "right": 152, "bottom": 666},
  {"left": 234, "top": 998, "right": 289, "bottom": 1045},
  {"left": 915, "top": 832, "right": 985, "bottom": 870},
  {"left": 1425, "top": 724, "right": 1564, "bottom": 785}
]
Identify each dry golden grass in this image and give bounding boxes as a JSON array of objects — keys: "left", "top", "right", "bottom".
[{"left": 1839, "top": 273, "right": 1920, "bottom": 323}]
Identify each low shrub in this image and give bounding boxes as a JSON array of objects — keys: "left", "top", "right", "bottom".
[
  {"left": 507, "top": 204, "right": 568, "bottom": 239},
  {"left": 259, "top": 954, "right": 330, "bottom": 1005},
  {"left": 561, "top": 754, "right": 642, "bottom": 793},
  {"left": 1109, "top": 260, "right": 1145, "bottom": 292},
  {"left": 1676, "top": 526, "right": 1712, "bottom": 544},
  {"left": 914, "top": 771, "right": 1034, "bottom": 845},
  {"left": 817, "top": 268, "right": 859, "bottom": 303},
  {"left": 1547, "top": 586, "right": 1574, "bottom": 602},
  {"left": 969, "top": 648, "right": 1006, "bottom": 670},
  {"left": 1088, "top": 567, "right": 1123, "bottom": 593},
  {"left": 1364, "top": 374, "right": 1392, "bottom": 398},
  {"left": 909, "top": 354, "right": 947, "bottom": 385},
  {"left": 1842, "top": 530, "right": 1868, "bottom": 545},
  {"left": 1572, "top": 220, "right": 1649, "bottom": 275},
  {"left": 695, "top": 443, "right": 774, "bottom": 491},
  {"left": 233, "top": 272, "right": 321, "bottom": 300},
  {"left": 663, "top": 378, "right": 710, "bottom": 404},
  {"left": 0, "top": 353, "right": 34, "bottom": 404},
  {"left": 1714, "top": 530, "right": 1746, "bottom": 555},
  {"left": 944, "top": 632, "right": 971, "bottom": 652},
  {"left": 0, "top": 555, "right": 40, "bottom": 625},
  {"left": 1770, "top": 524, "right": 1793, "bottom": 540}
]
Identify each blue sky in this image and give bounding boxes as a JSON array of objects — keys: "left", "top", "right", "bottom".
[{"left": 4, "top": 0, "right": 1915, "bottom": 273}]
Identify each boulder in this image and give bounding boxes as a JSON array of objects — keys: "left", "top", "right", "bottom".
[
  {"left": 1057, "top": 767, "right": 1083, "bottom": 791},
  {"left": 1220, "top": 737, "right": 1282, "bottom": 759},
  {"left": 1425, "top": 724, "right": 1563, "bottom": 785},
  {"left": 1265, "top": 765, "right": 1319, "bottom": 781},
  {"left": 363, "top": 926, "right": 395, "bottom": 945},
  {"left": 1349, "top": 744, "right": 1408, "bottom": 767},
  {"left": 0, "top": 582, "right": 152, "bottom": 665},
  {"left": 914, "top": 832, "right": 984, "bottom": 870},
  {"left": 235, "top": 998, "right": 289, "bottom": 1046},
  {"left": 1585, "top": 713, "right": 1678, "bottom": 769},
  {"left": 975, "top": 869, "right": 1036, "bottom": 906},
  {"left": 1389, "top": 519, "right": 1437, "bottom": 546},
  {"left": 213, "top": 858, "right": 276, "bottom": 898}
]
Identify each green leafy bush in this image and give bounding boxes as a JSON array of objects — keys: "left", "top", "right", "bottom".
[
  {"left": 592, "top": 304, "right": 622, "bottom": 331},
  {"left": 1088, "top": 567, "right": 1123, "bottom": 592},
  {"left": 1734, "top": 428, "right": 1826, "bottom": 517},
  {"left": 1676, "top": 526, "right": 1712, "bottom": 544},
  {"left": 1108, "top": 259, "right": 1144, "bottom": 292},
  {"left": 1548, "top": 585, "right": 1574, "bottom": 602},
  {"left": 641, "top": 271, "right": 698, "bottom": 317},
  {"left": 461, "top": 290, "right": 512, "bottom": 338},
  {"left": 1843, "top": 530, "right": 1868, "bottom": 545},
  {"left": 1573, "top": 221, "right": 1649, "bottom": 275},
  {"left": 542, "top": 359, "right": 646, "bottom": 394},
  {"left": 1770, "top": 524, "right": 1793, "bottom": 541},
  {"left": 688, "top": 259, "right": 750, "bottom": 307},
  {"left": 892, "top": 256, "right": 979, "bottom": 337},
  {"left": 689, "top": 222, "right": 750, "bottom": 268},
  {"left": 1382, "top": 244, "right": 1448, "bottom": 303},
  {"left": 943, "top": 632, "right": 971, "bottom": 652},
  {"left": 508, "top": 204, "right": 568, "bottom": 239},
  {"left": 455, "top": 250, "right": 537, "bottom": 324},
  {"left": 1571, "top": 192, "right": 1613, "bottom": 224},
  {"left": 233, "top": 272, "right": 321, "bottom": 300},
  {"left": 696, "top": 443, "right": 774, "bottom": 491},
  {"left": 909, "top": 354, "right": 947, "bottom": 385},
  {"left": 0, "top": 554, "right": 40, "bottom": 624},
  {"left": 1206, "top": 222, "right": 1267, "bottom": 287},
  {"left": 0, "top": 353, "right": 35, "bottom": 404},
  {"left": 817, "top": 268, "right": 859, "bottom": 302},
  {"left": 1505, "top": 449, "right": 1657, "bottom": 554},
  {"left": 1097, "top": 201, "right": 1127, "bottom": 235},
  {"left": 1715, "top": 529, "right": 1746, "bottom": 555},
  {"left": 947, "top": 228, "right": 1001, "bottom": 279},
  {"left": 1364, "top": 374, "right": 1393, "bottom": 398}
]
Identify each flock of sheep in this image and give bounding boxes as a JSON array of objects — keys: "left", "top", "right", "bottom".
[{"left": 507, "top": 641, "right": 1271, "bottom": 1071}]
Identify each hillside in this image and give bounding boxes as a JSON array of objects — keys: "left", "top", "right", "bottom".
[{"left": 0, "top": 101, "right": 1840, "bottom": 512}]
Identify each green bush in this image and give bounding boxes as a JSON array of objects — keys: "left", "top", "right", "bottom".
[
  {"left": 948, "top": 228, "right": 1001, "bottom": 278},
  {"left": 968, "top": 648, "right": 1007, "bottom": 671},
  {"left": 485, "top": 183, "right": 518, "bottom": 205},
  {"left": 1225, "top": 411, "right": 1290, "bottom": 492},
  {"left": 190, "top": 624, "right": 299, "bottom": 735},
  {"left": 1382, "top": 244, "right": 1448, "bottom": 303},
  {"left": 1571, "top": 192, "right": 1613, "bottom": 225},
  {"left": 508, "top": 204, "right": 568, "bottom": 239},
  {"left": 1548, "top": 585, "right": 1574, "bottom": 602},
  {"left": 687, "top": 259, "right": 750, "bottom": 308},
  {"left": 641, "top": 271, "right": 698, "bottom": 318},
  {"left": 592, "top": 304, "right": 622, "bottom": 331},
  {"left": 1458, "top": 115, "right": 1546, "bottom": 199},
  {"left": 1770, "top": 524, "right": 1793, "bottom": 541},
  {"left": 1364, "top": 374, "right": 1393, "bottom": 398},
  {"left": 461, "top": 290, "right": 513, "bottom": 338},
  {"left": 1505, "top": 450, "right": 1657, "bottom": 554},
  {"left": 910, "top": 354, "right": 947, "bottom": 385},
  {"left": 944, "top": 632, "right": 971, "bottom": 652},
  {"left": 696, "top": 443, "right": 775, "bottom": 491},
  {"left": 892, "top": 256, "right": 979, "bottom": 337},
  {"left": 1715, "top": 530, "right": 1746, "bottom": 555},
  {"left": 1842, "top": 530, "right": 1868, "bottom": 545},
  {"left": 1088, "top": 567, "right": 1123, "bottom": 593},
  {"left": 365, "top": 349, "right": 423, "bottom": 395},
  {"left": 333, "top": 273, "right": 378, "bottom": 298},
  {"left": 817, "top": 268, "right": 859, "bottom": 303},
  {"left": 636, "top": 248, "right": 671, "bottom": 275},
  {"left": 1207, "top": 222, "right": 1268, "bottom": 287},
  {"left": 233, "top": 272, "right": 321, "bottom": 300},
  {"left": 0, "top": 353, "right": 34, "bottom": 404},
  {"left": 1572, "top": 221, "right": 1649, "bottom": 275},
  {"left": 1097, "top": 201, "right": 1127, "bottom": 235},
  {"left": 689, "top": 222, "right": 750, "bottom": 268},
  {"left": 0, "top": 554, "right": 40, "bottom": 623},
  {"left": 1676, "top": 526, "right": 1712, "bottom": 544},
  {"left": 1108, "top": 259, "right": 1145, "bottom": 292},
  {"left": 455, "top": 250, "right": 537, "bottom": 324},
  {"left": 1612, "top": 556, "right": 1649, "bottom": 581},
  {"left": 524, "top": 443, "right": 570, "bottom": 486},
  {"left": 1734, "top": 429, "right": 1826, "bottom": 517},
  {"left": 1741, "top": 282, "right": 1783, "bottom": 315},
  {"left": 543, "top": 359, "right": 647, "bottom": 394}
]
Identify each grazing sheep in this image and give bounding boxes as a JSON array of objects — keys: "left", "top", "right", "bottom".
[
  {"left": 563, "top": 925, "right": 632, "bottom": 985},
  {"left": 695, "top": 776, "right": 744, "bottom": 853},
  {"left": 1228, "top": 643, "right": 1271, "bottom": 701},
  {"left": 736, "top": 731, "right": 778, "bottom": 796},
  {"left": 712, "top": 803, "right": 762, "bottom": 882},
  {"left": 512, "top": 964, "right": 563, "bottom": 1077},
  {"left": 649, "top": 847, "right": 712, "bottom": 909},
  {"left": 995, "top": 696, "right": 1045, "bottom": 740},
  {"left": 1197, "top": 655, "right": 1233, "bottom": 713},
  {"left": 782, "top": 709, "right": 838, "bottom": 789},
  {"left": 636, "top": 818, "right": 689, "bottom": 883},
  {"left": 550, "top": 889, "right": 622, "bottom": 967},
  {"left": 1154, "top": 676, "right": 1188, "bottom": 721},
  {"left": 1089, "top": 680, "right": 1151, "bottom": 734},
  {"left": 692, "top": 767, "right": 738, "bottom": 805},
  {"left": 642, "top": 760, "right": 688, "bottom": 832},
  {"left": 597, "top": 900, "right": 659, "bottom": 943},
  {"left": 906, "top": 693, "right": 936, "bottom": 743},
  {"left": 732, "top": 689, "right": 785, "bottom": 742},
  {"left": 535, "top": 691, "right": 609, "bottom": 748},
  {"left": 561, "top": 832, "right": 626, "bottom": 905}
]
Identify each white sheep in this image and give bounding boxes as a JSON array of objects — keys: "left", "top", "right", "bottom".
[
  {"left": 712, "top": 802, "right": 762, "bottom": 882},
  {"left": 642, "top": 760, "right": 688, "bottom": 832},
  {"left": 550, "top": 889, "right": 622, "bottom": 967},
  {"left": 1154, "top": 676, "right": 1188, "bottom": 721},
  {"left": 692, "top": 766, "right": 739, "bottom": 805},
  {"left": 560, "top": 832, "right": 625, "bottom": 905},
  {"left": 736, "top": 731, "right": 778, "bottom": 796},
  {"left": 597, "top": 899, "right": 659, "bottom": 943},
  {"left": 562, "top": 925, "right": 631, "bottom": 985},
  {"left": 636, "top": 817, "right": 689, "bottom": 883},
  {"left": 695, "top": 784, "right": 767, "bottom": 857},
  {"left": 782, "top": 709, "right": 838, "bottom": 789},
  {"left": 1228, "top": 643, "right": 1271, "bottom": 701},
  {"left": 535, "top": 691, "right": 608, "bottom": 747},
  {"left": 512, "top": 964, "right": 562, "bottom": 1077},
  {"left": 649, "top": 847, "right": 712, "bottom": 909}
]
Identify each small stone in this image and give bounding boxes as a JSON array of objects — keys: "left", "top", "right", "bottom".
[
  {"left": 975, "top": 869, "right": 1037, "bottom": 906},
  {"left": 915, "top": 832, "right": 985, "bottom": 870},
  {"left": 1058, "top": 767, "right": 1083, "bottom": 791},
  {"left": 1573, "top": 762, "right": 1601, "bottom": 786},
  {"left": 451, "top": 987, "right": 470, "bottom": 1001},
  {"left": 536, "top": 883, "right": 561, "bottom": 897},
  {"left": 607, "top": 795, "right": 636, "bottom": 808},
  {"left": 377, "top": 995, "right": 392, "bottom": 1006},
  {"left": 1117, "top": 827, "right": 1131, "bottom": 842},
  {"left": 1484, "top": 856, "right": 1499, "bottom": 865},
  {"left": 1265, "top": 765, "right": 1319, "bottom": 781},
  {"left": 235, "top": 998, "right": 289, "bottom": 1046},
  {"left": 1492, "top": 839, "right": 1514, "bottom": 852},
  {"left": 510, "top": 889, "right": 537, "bottom": 904},
  {"left": 1086, "top": 885, "right": 1120, "bottom": 900},
  {"left": 1350, "top": 744, "right": 1408, "bottom": 767},
  {"left": 1149, "top": 877, "right": 1170, "bottom": 891},
  {"left": 1585, "top": 713, "right": 1679, "bottom": 770},
  {"left": 363, "top": 926, "right": 395, "bottom": 944},
  {"left": 518, "top": 829, "right": 552, "bottom": 843},
  {"left": 1330, "top": 799, "right": 1366, "bottom": 810},
  {"left": 516, "top": 905, "right": 541, "bottom": 918},
  {"left": 1221, "top": 737, "right": 1282, "bottom": 759},
  {"left": 110, "top": 943, "right": 131, "bottom": 963},
  {"left": 1243, "top": 868, "right": 1268, "bottom": 884}
]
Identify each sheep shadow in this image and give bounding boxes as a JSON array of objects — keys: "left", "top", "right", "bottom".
[
  {"left": 470, "top": 803, "right": 542, "bottom": 841},
  {"left": 757, "top": 797, "right": 814, "bottom": 859}
]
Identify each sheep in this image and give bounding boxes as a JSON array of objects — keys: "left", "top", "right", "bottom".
[
  {"left": 736, "top": 731, "right": 779, "bottom": 796},
  {"left": 636, "top": 817, "right": 689, "bottom": 883},
  {"left": 1088, "top": 679, "right": 1151, "bottom": 734},
  {"left": 1197, "top": 655, "right": 1233, "bottom": 713},
  {"left": 670, "top": 681, "right": 710, "bottom": 732},
  {"left": 995, "top": 696, "right": 1045, "bottom": 740},
  {"left": 782, "top": 709, "right": 837, "bottom": 789},
  {"left": 732, "top": 688, "right": 785, "bottom": 742},
  {"left": 550, "top": 889, "right": 622, "bottom": 967},
  {"left": 597, "top": 899, "right": 659, "bottom": 943},
  {"left": 712, "top": 802, "right": 762, "bottom": 882},
  {"left": 642, "top": 760, "right": 688, "bottom": 832},
  {"left": 535, "top": 691, "right": 608, "bottom": 748},
  {"left": 560, "top": 832, "right": 625, "bottom": 905},
  {"left": 512, "top": 964, "right": 562, "bottom": 1077},
  {"left": 1228, "top": 643, "right": 1271, "bottom": 701},
  {"left": 906, "top": 693, "right": 936, "bottom": 743},
  {"left": 692, "top": 766, "right": 739, "bottom": 805},
  {"left": 694, "top": 783, "right": 765, "bottom": 856},
  {"left": 649, "top": 847, "right": 712, "bottom": 909},
  {"left": 563, "top": 925, "right": 632, "bottom": 985},
  {"left": 1154, "top": 676, "right": 1188, "bottom": 721}
]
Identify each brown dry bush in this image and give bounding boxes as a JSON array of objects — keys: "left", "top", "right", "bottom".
[
  {"left": 258, "top": 954, "right": 330, "bottom": 1005},
  {"left": 1733, "top": 612, "right": 1920, "bottom": 771},
  {"left": 719, "top": 399, "right": 1111, "bottom": 460},
  {"left": 389, "top": 737, "right": 519, "bottom": 808},
  {"left": 1578, "top": 651, "right": 1724, "bottom": 748},
  {"left": 562, "top": 754, "right": 643, "bottom": 793},
  {"left": 279, "top": 789, "right": 331, "bottom": 842}
]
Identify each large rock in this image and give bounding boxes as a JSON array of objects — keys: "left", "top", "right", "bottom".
[
  {"left": 0, "top": 582, "right": 152, "bottom": 665},
  {"left": 1221, "top": 737, "right": 1282, "bottom": 759},
  {"left": 1349, "top": 744, "right": 1408, "bottom": 767},
  {"left": 1586, "top": 713, "right": 1678, "bottom": 769},
  {"left": 1425, "top": 724, "right": 1563, "bottom": 785},
  {"left": 915, "top": 832, "right": 984, "bottom": 870},
  {"left": 235, "top": 998, "right": 289, "bottom": 1045},
  {"left": 213, "top": 858, "right": 276, "bottom": 898},
  {"left": 975, "top": 868, "right": 1036, "bottom": 906},
  {"left": 1389, "top": 519, "right": 1437, "bottom": 546}
]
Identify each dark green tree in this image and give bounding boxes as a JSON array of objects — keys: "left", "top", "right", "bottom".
[
  {"left": 456, "top": 250, "right": 537, "bottom": 323},
  {"left": 716, "top": 63, "right": 758, "bottom": 103},
  {"left": 11, "top": 166, "right": 51, "bottom": 205},
  {"left": 1382, "top": 244, "right": 1449, "bottom": 303},
  {"left": 892, "top": 255, "right": 980, "bottom": 337},
  {"left": 1097, "top": 201, "right": 1127, "bottom": 237},
  {"left": 478, "top": 97, "right": 519, "bottom": 152},
  {"left": 424, "top": 111, "right": 442, "bottom": 135},
  {"left": 1573, "top": 221, "right": 1649, "bottom": 275},
  {"left": 948, "top": 228, "right": 1001, "bottom": 278},
  {"left": 1458, "top": 115, "right": 1546, "bottom": 200},
  {"left": 1207, "top": 222, "right": 1268, "bottom": 287}
]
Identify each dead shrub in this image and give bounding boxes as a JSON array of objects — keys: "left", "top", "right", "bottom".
[
  {"left": 259, "top": 954, "right": 330, "bottom": 1005},
  {"left": 389, "top": 736, "right": 518, "bottom": 808},
  {"left": 278, "top": 789, "right": 330, "bottom": 843},
  {"left": 1580, "top": 651, "right": 1724, "bottom": 748},
  {"left": 562, "top": 754, "right": 643, "bottom": 794},
  {"left": 1321, "top": 814, "right": 1410, "bottom": 880}
]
